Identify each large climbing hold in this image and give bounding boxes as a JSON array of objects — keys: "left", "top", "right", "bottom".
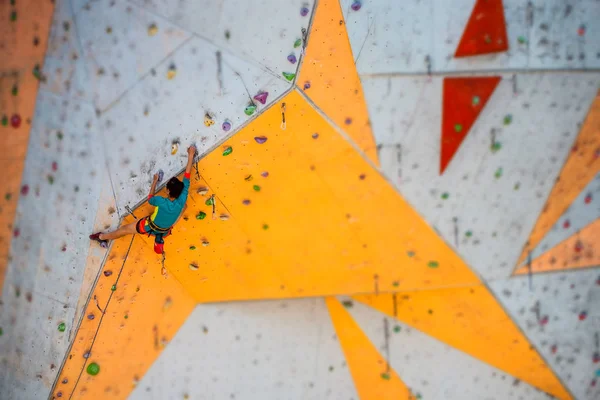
[
  {"left": 440, "top": 76, "right": 501, "bottom": 174},
  {"left": 282, "top": 72, "right": 296, "bottom": 81},
  {"left": 253, "top": 91, "right": 268, "bottom": 105},
  {"left": 454, "top": 0, "right": 508, "bottom": 57}
]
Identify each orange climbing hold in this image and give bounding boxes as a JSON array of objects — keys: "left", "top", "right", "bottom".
[
  {"left": 325, "top": 297, "right": 413, "bottom": 400},
  {"left": 440, "top": 76, "right": 501, "bottom": 174},
  {"left": 514, "top": 220, "right": 600, "bottom": 275},
  {"left": 298, "top": 0, "right": 378, "bottom": 164},
  {"left": 454, "top": 0, "right": 508, "bottom": 57}
]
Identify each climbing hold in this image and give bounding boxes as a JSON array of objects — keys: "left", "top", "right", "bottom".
[
  {"left": 303, "top": 81, "right": 311, "bottom": 90},
  {"left": 351, "top": 1, "right": 362, "bottom": 11},
  {"left": 189, "top": 263, "right": 199, "bottom": 271},
  {"left": 57, "top": 131, "right": 63, "bottom": 140},
  {"left": 342, "top": 300, "right": 353, "bottom": 308},
  {"left": 287, "top": 54, "right": 297, "bottom": 64},
  {"left": 563, "top": 219, "right": 570, "bottom": 229},
  {"left": 148, "top": 23, "right": 158, "bottom": 36},
  {"left": 10, "top": 10, "right": 17, "bottom": 22},
  {"left": 62, "top": 378, "right": 68, "bottom": 384},
  {"left": 1, "top": 115, "right": 7, "bottom": 126},
  {"left": 58, "top": 322, "right": 66, "bottom": 332},
  {"left": 578, "top": 24, "right": 586, "bottom": 36},
  {"left": 219, "top": 214, "right": 229, "bottom": 221},
  {"left": 242, "top": 199, "right": 251, "bottom": 205},
  {"left": 393, "top": 325, "right": 401, "bottom": 333},
  {"left": 579, "top": 311, "right": 588, "bottom": 321},
  {"left": 189, "top": 246, "right": 196, "bottom": 251},
  {"left": 254, "top": 136, "right": 268, "bottom": 144},
  {"left": 21, "top": 185, "right": 29, "bottom": 196},
  {"left": 32, "top": 64, "right": 43, "bottom": 81},
  {"left": 540, "top": 315, "right": 549, "bottom": 325},
  {"left": 244, "top": 175, "right": 253, "bottom": 181},
  {"left": 202, "top": 240, "right": 209, "bottom": 247},
  {"left": 244, "top": 104, "right": 257, "bottom": 116},
  {"left": 300, "top": 5, "right": 309, "bottom": 16},
  {"left": 47, "top": 175, "right": 54, "bottom": 184},
  {"left": 204, "top": 113, "right": 215, "bottom": 127},
  {"left": 0, "top": 327, "right": 3, "bottom": 336},
  {"left": 87, "top": 314, "right": 95, "bottom": 320},
  {"left": 196, "top": 211, "right": 206, "bottom": 220},
  {"left": 517, "top": 35, "right": 527, "bottom": 44},
  {"left": 253, "top": 185, "right": 261, "bottom": 192},
  {"left": 494, "top": 167, "right": 503, "bottom": 179},
  {"left": 171, "top": 142, "right": 179, "bottom": 155},
  {"left": 253, "top": 91, "right": 269, "bottom": 105},
  {"left": 197, "top": 187, "right": 208, "bottom": 195},
  {"left": 156, "top": 169, "right": 164, "bottom": 183},
  {"left": 56, "top": 392, "right": 62, "bottom": 398},
  {"left": 294, "top": 38, "right": 302, "bottom": 48},
  {"left": 407, "top": 251, "right": 415, "bottom": 257},
  {"left": 472, "top": 95, "right": 480, "bottom": 106},
  {"left": 205, "top": 197, "right": 214, "bottom": 206},
  {"left": 345, "top": 117, "right": 352, "bottom": 125},
  {"left": 86, "top": 362, "right": 100, "bottom": 376},
  {"left": 52, "top": 161, "right": 58, "bottom": 172},
  {"left": 392, "top": 281, "right": 399, "bottom": 287},
  {"left": 312, "top": 133, "right": 319, "bottom": 139},
  {"left": 103, "top": 270, "right": 112, "bottom": 277},
  {"left": 10, "top": 114, "right": 21, "bottom": 128},
  {"left": 380, "top": 372, "right": 390, "bottom": 380},
  {"left": 83, "top": 351, "right": 91, "bottom": 359},
  {"left": 454, "top": 123, "right": 462, "bottom": 133},
  {"left": 427, "top": 261, "right": 439, "bottom": 268},
  {"left": 490, "top": 142, "right": 502, "bottom": 152},
  {"left": 262, "top": 224, "right": 269, "bottom": 230},
  {"left": 261, "top": 171, "right": 269, "bottom": 178},
  {"left": 167, "top": 64, "right": 177, "bottom": 80},
  {"left": 222, "top": 120, "right": 232, "bottom": 131},
  {"left": 503, "top": 114, "right": 512, "bottom": 125},
  {"left": 465, "top": 230, "right": 473, "bottom": 237},
  {"left": 222, "top": 146, "right": 233, "bottom": 156},
  {"left": 11, "top": 84, "right": 18, "bottom": 96},
  {"left": 441, "top": 192, "right": 449, "bottom": 200},
  {"left": 593, "top": 352, "right": 600, "bottom": 363},
  {"left": 110, "top": 284, "right": 116, "bottom": 291},
  {"left": 224, "top": 30, "right": 231, "bottom": 40},
  {"left": 282, "top": 72, "right": 296, "bottom": 81},
  {"left": 585, "top": 193, "right": 592, "bottom": 204}
]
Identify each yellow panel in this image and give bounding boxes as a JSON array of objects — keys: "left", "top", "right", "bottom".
[
  {"left": 515, "top": 219, "right": 600, "bottom": 275},
  {"left": 298, "top": 0, "right": 378, "bottom": 164},
  {"left": 0, "top": 0, "right": 55, "bottom": 294},
  {"left": 515, "top": 92, "right": 600, "bottom": 271},
  {"left": 53, "top": 235, "right": 195, "bottom": 399},
  {"left": 354, "top": 289, "right": 572, "bottom": 400},
  {"left": 165, "top": 90, "right": 479, "bottom": 302},
  {"left": 325, "top": 297, "right": 413, "bottom": 400}
]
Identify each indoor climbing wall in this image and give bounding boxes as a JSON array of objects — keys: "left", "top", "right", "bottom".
[{"left": 1, "top": 1, "right": 599, "bottom": 400}]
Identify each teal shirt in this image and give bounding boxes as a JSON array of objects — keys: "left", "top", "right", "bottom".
[{"left": 148, "top": 174, "right": 190, "bottom": 228}]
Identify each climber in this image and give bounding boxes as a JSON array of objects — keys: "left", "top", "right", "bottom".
[{"left": 90, "top": 145, "right": 196, "bottom": 255}]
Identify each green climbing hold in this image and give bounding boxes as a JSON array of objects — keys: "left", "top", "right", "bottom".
[
  {"left": 86, "top": 362, "right": 100, "bottom": 376},
  {"left": 494, "top": 167, "right": 503, "bottom": 179},
  {"left": 189, "top": 245, "right": 196, "bottom": 250},
  {"left": 32, "top": 64, "right": 42, "bottom": 80},
  {"left": 11, "top": 85, "right": 18, "bottom": 96},
  {"left": 380, "top": 372, "right": 391, "bottom": 380},
  {"left": 252, "top": 185, "right": 261, "bottom": 192},
  {"left": 0, "top": 327, "right": 3, "bottom": 336},
  {"left": 294, "top": 38, "right": 302, "bottom": 48},
  {"left": 491, "top": 142, "right": 502, "bottom": 153},
  {"left": 10, "top": 10, "right": 17, "bottom": 22},
  {"left": 5, "top": 193, "right": 11, "bottom": 201},
  {"left": 47, "top": 175, "right": 54, "bottom": 184},
  {"left": 57, "top": 131, "right": 64, "bottom": 140},
  {"left": 58, "top": 322, "right": 66, "bottom": 332},
  {"left": 111, "top": 284, "right": 116, "bottom": 291},
  {"left": 244, "top": 105, "right": 256, "bottom": 116},
  {"left": 392, "top": 281, "right": 399, "bottom": 287},
  {"left": 465, "top": 230, "right": 473, "bottom": 238},
  {"left": 503, "top": 114, "right": 512, "bottom": 125},
  {"left": 341, "top": 300, "right": 353, "bottom": 308},
  {"left": 441, "top": 192, "right": 449, "bottom": 200},
  {"left": 514, "top": 182, "right": 520, "bottom": 190},
  {"left": 328, "top": 366, "right": 334, "bottom": 372},
  {"left": 407, "top": 251, "right": 415, "bottom": 257},
  {"left": 196, "top": 211, "right": 206, "bottom": 220},
  {"left": 427, "top": 261, "right": 439, "bottom": 268},
  {"left": 517, "top": 35, "right": 527, "bottom": 44},
  {"left": 205, "top": 197, "right": 214, "bottom": 206},
  {"left": 222, "top": 146, "right": 233, "bottom": 156},
  {"left": 1, "top": 115, "right": 7, "bottom": 126},
  {"left": 454, "top": 123, "right": 462, "bottom": 133},
  {"left": 472, "top": 96, "right": 480, "bottom": 106},
  {"left": 282, "top": 72, "right": 296, "bottom": 81},
  {"left": 262, "top": 224, "right": 269, "bottom": 230},
  {"left": 124, "top": 314, "right": 128, "bottom": 319},
  {"left": 393, "top": 325, "right": 401, "bottom": 333}
]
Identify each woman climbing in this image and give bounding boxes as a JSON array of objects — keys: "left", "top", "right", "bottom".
[{"left": 90, "top": 145, "right": 196, "bottom": 256}]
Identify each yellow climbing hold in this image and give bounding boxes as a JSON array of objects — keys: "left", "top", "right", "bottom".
[
  {"left": 167, "top": 64, "right": 177, "bottom": 80},
  {"left": 204, "top": 113, "right": 215, "bottom": 127},
  {"left": 148, "top": 23, "right": 158, "bottom": 36},
  {"left": 171, "top": 143, "right": 179, "bottom": 155}
]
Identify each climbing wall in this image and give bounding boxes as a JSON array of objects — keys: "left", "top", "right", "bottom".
[{"left": 1, "top": 1, "right": 600, "bottom": 400}]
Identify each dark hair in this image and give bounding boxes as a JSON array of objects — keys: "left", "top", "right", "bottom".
[{"left": 166, "top": 177, "right": 184, "bottom": 199}]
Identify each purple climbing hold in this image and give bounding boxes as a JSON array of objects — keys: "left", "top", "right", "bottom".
[
  {"left": 242, "top": 199, "right": 251, "bottom": 205},
  {"left": 156, "top": 169, "right": 164, "bottom": 184},
  {"left": 345, "top": 117, "right": 352, "bottom": 125},
  {"left": 254, "top": 136, "right": 268, "bottom": 144},
  {"left": 303, "top": 81, "right": 311, "bottom": 90},
  {"left": 312, "top": 133, "right": 319, "bottom": 139},
  {"left": 351, "top": 1, "right": 362, "bottom": 11},
  {"left": 87, "top": 314, "right": 95, "bottom": 320},
  {"left": 253, "top": 92, "right": 269, "bottom": 105},
  {"left": 287, "top": 54, "right": 297, "bottom": 64},
  {"left": 222, "top": 120, "right": 232, "bottom": 131},
  {"left": 83, "top": 351, "right": 91, "bottom": 359},
  {"left": 261, "top": 171, "right": 269, "bottom": 178},
  {"left": 300, "top": 6, "right": 309, "bottom": 16},
  {"left": 103, "top": 270, "right": 112, "bottom": 277}
]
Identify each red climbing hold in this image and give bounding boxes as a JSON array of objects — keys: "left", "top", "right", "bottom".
[
  {"left": 593, "top": 352, "right": 600, "bottom": 363},
  {"left": 579, "top": 311, "right": 588, "bottom": 321},
  {"left": 585, "top": 193, "right": 592, "bottom": 204},
  {"left": 551, "top": 344, "right": 557, "bottom": 354},
  {"left": 440, "top": 76, "right": 501, "bottom": 174},
  {"left": 454, "top": 0, "right": 508, "bottom": 58},
  {"left": 539, "top": 315, "right": 549, "bottom": 325},
  {"left": 21, "top": 185, "right": 29, "bottom": 196},
  {"left": 10, "top": 114, "right": 21, "bottom": 128},
  {"left": 563, "top": 219, "right": 571, "bottom": 229},
  {"left": 574, "top": 240, "right": 583, "bottom": 253}
]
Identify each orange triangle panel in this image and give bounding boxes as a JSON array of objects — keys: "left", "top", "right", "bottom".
[
  {"left": 440, "top": 76, "right": 501, "bottom": 174},
  {"left": 455, "top": 0, "right": 509, "bottom": 57}
]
